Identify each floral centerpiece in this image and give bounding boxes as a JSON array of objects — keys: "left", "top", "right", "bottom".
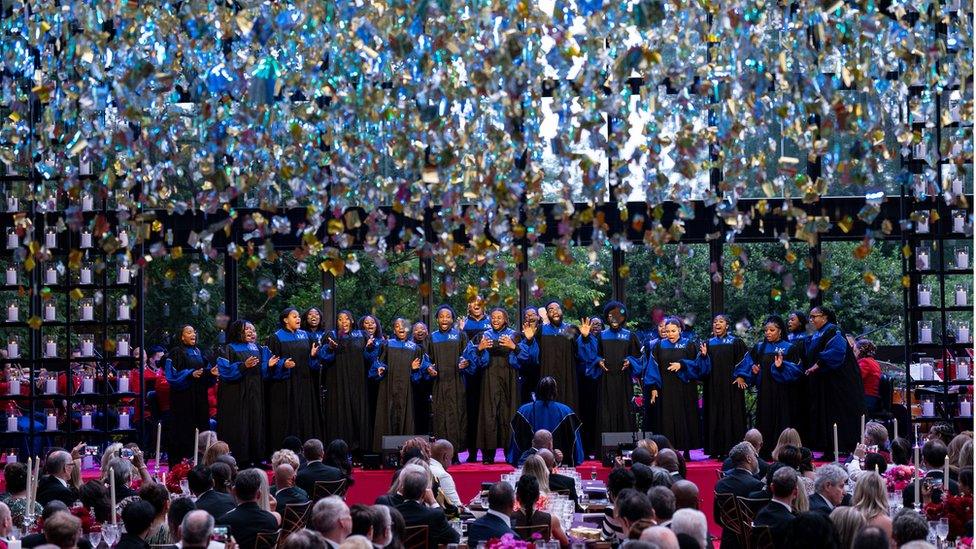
[
  {"left": 883, "top": 465, "right": 916, "bottom": 492},
  {"left": 924, "top": 494, "right": 974, "bottom": 540},
  {"left": 487, "top": 533, "right": 543, "bottom": 548},
  {"left": 165, "top": 459, "right": 193, "bottom": 494}
]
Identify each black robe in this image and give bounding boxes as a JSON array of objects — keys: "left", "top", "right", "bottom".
[
  {"left": 469, "top": 327, "right": 527, "bottom": 455},
  {"left": 585, "top": 328, "right": 641, "bottom": 435},
  {"left": 647, "top": 338, "right": 702, "bottom": 451},
  {"left": 267, "top": 328, "right": 322, "bottom": 445},
  {"left": 462, "top": 317, "right": 490, "bottom": 455},
  {"left": 701, "top": 335, "right": 748, "bottom": 456},
  {"left": 371, "top": 338, "right": 425, "bottom": 449},
  {"left": 805, "top": 324, "right": 866, "bottom": 455},
  {"left": 733, "top": 339, "right": 805, "bottom": 449},
  {"left": 424, "top": 329, "right": 471, "bottom": 449},
  {"left": 321, "top": 329, "right": 372, "bottom": 451},
  {"left": 217, "top": 343, "right": 267, "bottom": 465},
  {"left": 165, "top": 345, "right": 214, "bottom": 463},
  {"left": 535, "top": 323, "right": 581, "bottom": 408}
]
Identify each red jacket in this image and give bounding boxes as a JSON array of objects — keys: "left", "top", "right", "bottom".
[{"left": 858, "top": 357, "right": 881, "bottom": 398}]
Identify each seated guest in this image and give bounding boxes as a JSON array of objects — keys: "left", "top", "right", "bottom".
[
  {"left": 2, "top": 462, "right": 42, "bottom": 525},
  {"left": 670, "top": 509, "right": 707, "bottom": 549},
  {"left": 650, "top": 436, "right": 687, "bottom": 479},
  {"left": 116, "top": 500, "right": 155, "bottom": 549},
  {"left": 847, "top": 451, "right": 888, "bottom": 482},
  {"left": 828, "top": 507, "right": 864, "bottom": 549},
  {"left": 22, "top": 502, "right": 91, "bottom": 549},
  {"left": 106, "top": 458, "right": 138, "bottom": 500},
  {"left": 42, "top": 511, "right": 83, "bottom": 549},
  {"left": 809, "top": 464, "right": 849, "bottom": 515},
  {"left": 392, "top": 468, "right": 459, "bottom": 548},
  {"left": 211, "top": 462, "right": 235, "bottom": 494},
  {"left": 283, "top": 529, "right": 327, "bottom": 549},
  {"left": 467, "top": 482, "right": 518, "bottom": 546},
  {"left": 891, "top": 508, "right": 929, "bottom": 547},
  {"left": 513, "top": 430, "right": 554, "bottom": 466},
  {"left": 851, "top": 526, "right": 890, "bottom": 549},
  {"left": 902, "top": 439, "right": 960, "bottom": 508},
  {"left": 713, "top": 442, "right": 763, "bottom": 548},
  {"left": 601, "top": 468, "right": 635, "bottom": 543},
  {"left": 722, "top": 430, "right": 769, "bottom": 479},
  {"left": 310, "top": 497, "right": 352, "bottom": 549},
  {"left": 350, "top": 505, "right": 377, "bottom": 538},
  {"left": 753, "top": 467, "right": 799, "bottom": 549},
  {"left": 511, "top": 475, "right": 569, "bottom": 546},
  {"left": 297, "top": 440, "right": 344, "bottom": 497},
  {"left": 367, "top": 505, "right": 394, "bottom": 549},
  {"left": 522, "top": 456, "right": 552, "bottom": 495},
  {"left": 783, "top": 512, "right": 841, "bottom": 549},
  {"left": 536, "top": 450, "right": 578, "bottom": 503},
  {"left": 179, "top": 510, "right": 216, "bottom": 549},
  {"left": 324, "top": 440, "right": 354, "bottom": 486},
  {"left": 851, "top": 472, "right": 892, "bottom": 539},
  {"left": 36, "top": 451, "right": 80, "bottom": 507},
  {"left": 613, "top": 489, "right": 655, "bottom": 539},
  {"left": 274, "top": 464, "right": 309, "bottom": 508},
  {"left": 0, "top": 502, "right": 12, "bottom": 541},
  {"left": 749, "top": 461, "right": 787, "bottom": 500},
  {"left": 508, "top": 377, "right": 584, "bottom": 466},
  {"left": 639, "top": 526, "right": 679, "bottom": 549},
  {"left": 656, "top": 450, "right": 683, "bottom": 481},
  {"left": 671, "top": 480, "right": 699, "bottom": 511},
  {"left": 138, "top": 482, "right": 172, "bottom": 545},
  {"left": 429, "top": 440, "right": 462, "bottom": 508},
  {"left": 166, "top": 498, "right": 197, "bottom": 545},
  {"left": 631, "top": 448, "right": 654, "bottom": 467},
  {"left": 890, "top": 438, "right": 912, "bottom": 466},
  {"left": 282, "top": 437, "right": 307, "bottom": 469},
  {"left": 215, "top": 469, "right": 279, "bottom": 549},
  {"left": 189, "top": 466, "right": 235, "bottom": 519},
  {"left": 647, "top": 487, "right": 675, "bottom": 527}
]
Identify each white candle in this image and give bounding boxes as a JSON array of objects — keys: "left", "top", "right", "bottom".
[
  {"left": 955, "top": 215, "right": 966, "bottom": 233},
  {"left": 117, "top": 339, "right": 130, "bottom": 356},
  {"left": 155, "top": 423, "right": 162, "bottom": 470},
  {"left": 920, "top": 327, "right": 933, "bottom": 344},
  {"left": 45, "top": 230, "right": 56, "bottom": 249},
  {"left": 917, "top": 216, "right": 929, "bottom": 233},
  {"left": 45, "top": 267, "right": 57, "bottom": 285},
  {"left": 833, "top": 423, "right": 839, "bottom": 461},
  {"left": 952, "top": 178, "right": 963, "bottom": 195},
  {"left": 957, "top": 362, "right": 970, "bottom": 380},
  {"left": 81, "top": 339, "right": 94, "bottom": 357},
  {"left": 45, "top": 414, "right": 56, "bottom": 431},
  {"left": 957, "top": 288, "right": 968, "bottom": 306},
  {"left": 82, "top": 194, "right": 93, "bottom": 211},
  {"left": 119, "top": 231, "right": 129, "bottom": 248},
  {"left": 8, "top": 380, "right": 19, "bottom": 396},
  {"left": 918, "top": 287, "right": 932, "bottom": 306},
  {"left": 44, "top": 302, "right": 55, "bottom": 322},
  {"left": 961, "top": 400, "right": 973, "bottom": 416},
  {"left": 81, "top": 377, "right": 93, "bottom": 393},
  {"left": 917, "top": 250, "right": 930, "bottom": 270},
  {"left": 914, "top": 446, "right": 921, "bottom": 503},
  {"left": 80, "top": 267, "right": 92, "bottom": 285},
  {"left": 81, "top": 303, "right": 93, "bottom": 321},
  {"left": 118, "top": 266, "right": 130, "bottom": 284},
  {"left": 45, "top": 379, "right": 57, "bottom": 394},
  {"left": 893, "top": 418, "right": 898, "bottom": 439},
  {"left": 6, "top": 341, "right": 17, "bottom": 359},
  {"left": 193, "top": 428, "right": 199, "bottom": 465},
  {"left": 922, "top": 400, "right": 935, "bottom": 416},
  {"left": 44, "top": 340, "right": 56, "bottom": 358},
  {"left": 956, "top": 250, "right": 969, "bottom": 269},
  {"left": 5, "top": 231, "right": 16, "bottom": 249},
  {"left": 118, "top": 412, "right": 130, "bottom": 430},
  {"left": 25, "top": 458, "right": 30, "bottom": 508},
  {"left": 5, "top": 268, "right": 15, "bottom": 286},
  {"left": 6, "top": 416, "right": 16, "bottom": 432},
  {"left": 118, "top": 375, "right": 129, "bottom": 393},
  {"left": 6, "top": 197, "right": 17, "bottom": 212},
  {"left": 957, "top": 325, "right": 970, "bottom": 343},
  {"left": 7, "top": 304, "right": 18, "bottom": 322},
  {"left": 81, "top": 413, "right": 92, "bottom": 430},
  {"left": 118, "top": 303, "right": 130, "bottom": 320},
  {"left": 109, "top": 467, "right": 117, "bottom": 524},
  {"left": 80, "top": 231, "right": 92, "bottom": 248},
  {"left": 6, "top": 452, "right": 14, "bottom": 463}
]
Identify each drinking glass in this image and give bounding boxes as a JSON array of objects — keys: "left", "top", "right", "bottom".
[
  {"left": 180, "top": 479, "right": 190, "bottom": 496},
  {"left": 102, "top": 524, "right": 119, "bottom": 547},
  {"left": 937, "top": 518, "right": 949, "bottom": 543},
  {"left": 88, "top": 531, "right": 102, "bottom": 548}
]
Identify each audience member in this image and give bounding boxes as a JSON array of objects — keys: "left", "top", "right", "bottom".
[
  {"left": 42, "top": 511, "right": 82, "bottom": 549},
  {"left": 851, "top": 472, "right": 892, "bottom": 539},
  {"left": 189, "top": 466, "right": 235, "bottom": 519},
  {"left": 368, "top": 505, "right": 394, "bottom": 549},
  {"left": 117, "top": 500, "right": 155, "bottom": 549},
  {"left": 511, "top": 474, "right": 569, "bottom": 546},
  {"left": 753, "top": 467, "right": 799, "bottom": 549},
  {"left": 722, "top": 430, "right": 768, "bottom": 479},
  {"left": 391, "top": 467, "right": 459, "bottom": 547},
  {"left": 138, "top": 482, "right": 172, "bottom": 545},
  {"left": 215, "top": 469, "right": 279, "bottom": 549},
  {"left": 429, "top": 440, "right": 461, "bottom": 508},
  {"left": 891, "top": 508, "right": 929, "bottom": 547},
  {"left": 714, "top": 442, "right": 763, "bottom": 548},
  {"left": 179, "top": 510, "right": 215, "bottom": 549},
  {"left": 211, "top": 462, "right": 235, "bottom": 494},
  {"left": 828, "top": 506, "right": 865, "bottom": 549},
  {"left": 601, "top": 467, "right": 635, "bottom": 543},
  {"left": 274, "top": 464, "right": 310, "bottom": 508},
  {"left": 337, "top": 536, "right": 372, "bottom": 549},
  {"left": 0, "top": 502, "right": 12, "bottom": 541},
  {"left": 656, "top": 450, "right": 682, "bottom": 481},
  {"left": 467, "top": 482, "right": 517, "bottom": 546},
  {"left": 36, "top": 452, "right": 80, "bottom": 507},
  {"left": 671, "top": 480, "right": 699, "bottom": 511},
  {"left": 670, "top": 509, "right": 706, "bottom": 549},
  {"left": 310, "top": 497, "right": 352, "bottom": 549},
  {"left": 324, "top": 440, "right": 354, "bottom": 485},
  {"left": 902, "top": 440, "right": 960, "bottom": 507},
  {"left": 810, "top": 465, "right": 849, "bottom": 515},
  {"left": 614, "top": 489, "right": 655, "bottom": 537},
  {"left": 167, "top": 498, "right": 197, "bottom": 545},
  {"left": 646, "top": 487, "right": 675, "bottom": 527},
  {"left": 638, "top": 526, "right": 678, "bottom": 549},
  {"left": 282, "top": 529, "right": 327, "bottom": 549},
  {"left": 850, "top": 526, "right": 890, "bottom": 549},
  {"left": 2, "top": 462, "right": 42, "bottom": 525},
  {"left": 783, "top": 512, "right": 840, "bottom": 549},
  {"left": 298, "top": 440, "right": 344, "bottom": 498}
]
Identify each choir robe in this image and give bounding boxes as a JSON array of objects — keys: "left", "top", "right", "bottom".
[
  {"left": 164, "top": 345, "right": 215, "bottom": 462},
  {"left": 805, "top": 323, "right": 866, "bottom": 455},
  {"left": 468, "top": 327, "right": 535, "bottom": 456},
  {"left": 524, "top": 323, "right": 585, "bottom": 408},
  {"left": 732, "top": 339, "right": 804, "bottom": 448},
  {"left": 507, "top": 400, "right": 585, "bottom": 466},
  {"left": 787, "top": 331, "right": 810, "bottom": 442},
  {"left": 307, "top": 328, "right": 327, "bottom": 405},
  {"left": 579, "top": 327, "right": 642, "bottom": 435},
  {"left": 267, "top": 328, "right": 322, "bottom": 446},
  {"left": 424, "top": 328, "right": 475, "bottom": 449},
  {"left": 320, "top": 329, "right": 372, "bottom": 452},
  {"left": 370, "top": 338, "right": 426, "bottom": 449},
  {"left": 216, "top": 343, "right": 270, "bottom": 465},
  {"left": 698, "top": 335, "right": 749, "bottom": 457},
  {"left": 462, "top": 316, "right": 491, "bottom": 454},
  {"left": 635, "top": 337, "right": 703, "bottom": 451}
]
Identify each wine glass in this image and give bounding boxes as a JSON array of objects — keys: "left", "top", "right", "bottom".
[
  {"left": 179, "top": 479, "right": 189, "bottom": 496},
  {"left": 936, "top": 518, "right": 949, "bottom": 544},
  {"left": 102, "top": 524, "right": 119, "bottom": 547},
  {"left": 88, "top": 530, "right": 102, "bottom": 548}
]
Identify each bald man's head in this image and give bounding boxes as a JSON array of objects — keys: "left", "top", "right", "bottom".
[
  {"left": 532, "top": 430, "right": 553, "bottom": 451},
  {"left": 639, "top": 526, "right": 679, "bottom": 549},
  {"left": 275, "top": 464, "right": 296, "bottom": 490},
  {"left": 671, "top": 480, "right": 699, "bottom": 510},
  {"left": 431, "top": 440, "right": 454, "bottom": 466},
  {"left": 744, "top": 429, "right": 763, "bottom": 452},
  {"left": 536, "top": 449, "right": 556, "bottom": 470}
]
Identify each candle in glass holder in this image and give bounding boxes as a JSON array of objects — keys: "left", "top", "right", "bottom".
[
  {"left": 5, "top": 229, "right": 16, "bottom": 249},
  {"left": 955, "top": 248, "right": 969, "bottom": 269},
  {"left": 80, "top": 336, "right": 94, "bottom": 357},
  {"left": 119, "top": 230, "right": 129, "bottom": 249},
  {"left": 956, "top": 322, "right": 970, "bottom": 344},
  {"left": 6, "top": 196, "right": 17, "bottom": 212},
  {"left": 916, "top": 247, "right": 930, "bottom": 270},
  {"left": 43, "top": 302, "right": 56, "bottom": 322},
  {"left": 6, "top": 416, "right": 16, "bottom": 432},
  {"left": 4, "top": 267, "right": 15, "bottom": 286},
  {"left": 4, "top": 452, "right": 13, "bottom": 463},
  {"left": 44, "top": 337, "right": 56, "bottom": 358},
  {"left": 80, "top": 230, "right": 92, "bottom": 249},
  {"left": 118, "top": 265, "right": 130, "bottom": 284},
  {"left": 44, "top": 228, "right": 56, "bottom": 249},
  {"left": 81, "top": 375, "right": 94, "bottom": 393},
  {"left": 81, "top": 193, "right": 93, "bottom": 211},
  {"left": 118, "top": 411, "right": 130, "bottom": 430},
  {"left": 118, "top": 299, "right": 130, "bottom": 321},
  {"left": 916, "top": 213, "right": 930, "bottom": 233},
  {"left": 118, "top": 374, "right": 129, "bottom": 393},
  {"left": 45, "top": 413, "right": 56, "bottom": 432},
  {"left": 117, "top": 335, "right": 130, "bottom": 357},
  {"left": 80, "top": 300, "right": 93, "bottom": 321},
  {"left": 8, "top": 380, "right": 19, "bottom": 396},
  {"left": 961, "top": 399, "right": 973, "bottom": 417},
  {"left": 952, "top": 178, "right": 963, "bottom": 196},
  {"left": 957, "top": 284, "right": 968, "bottom": 306},
  {"left": 922, "top": 399, "right": 935, "bottom": 417},
  {"left": 918, "top": 320, "right": 933, "bottom": 344},
  {"left": 957, "top": 359, "right": 972, "bottom": 380},
  {"left": 6, "top": 302, "right": 17, "bottom": 322},
  {"left": 44, "top": 377, "right": 57, "bottom": 394},
  {"left": 6, "top": 338, "right": 18, "bottom": 359},
  {"left": 954, "top": 210, "right": 967, "bottom": 233},
  {"left": 918, "top": 284, "right": 932, "bottom": 306},
  {"left": 80, "top": 265, "right": 92, "bottom": 285},
  {"left": 45, "top": 266, "right": 57, "bottom": 285},
  {"left": 81, "top": 412, "right": 92, "bottom": 430}
]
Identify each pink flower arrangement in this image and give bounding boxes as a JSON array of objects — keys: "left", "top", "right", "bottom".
[
  {"left": 958, "top": 537, "right": 973, "bottom": 549},
  {"left": 166, "top": 459, "right": 193, "bottom": 494},
  {"left": 883, "top": 465, "right": 916, "bottom": 492},
  {"left": 487, "top": 533, "right": 540, "bottom": 548},
  {"left": 925, "top": 494, "right": 974, "bottom": 540}
]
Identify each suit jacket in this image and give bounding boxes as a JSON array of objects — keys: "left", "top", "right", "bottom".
[
  {"left": 902, "top": 471, "right": 960, "bottom": 508},
  {"left": 215, "top": 502, "right": 279, "bottom": 549},
  {"left": 23, "top": 533, "right": 92, "bottom": 549},
  {"left": 752, "top": 500, "right": 795, "bottom": 549},
  {"left": 35, "top": 475, "right": 80, "bottom": 507},
  {"left": 274, "top": 486, "right": 309, "bottom": 509},
  {"left": 722, "top": 457, "right": 768, "bottom": 480},
  {"left": 394, "top": 500, "right": 459, "bottom": 549},
  {"left": 713, "top": 468, "right": 763, "bottom": 549},
  {"left": 549, "top": 473, "right": 579, "bottom": 503},
  {"left": 807, "top": 493, "right": 836, "bottom": 516},
  {"left": 115, "top": 533, "right": 149, "bottom": 549},
  {"left": 195, "top": 490, "right": 237, "bottom": 520},
  {"left": 375, "top": 493, "right": 406, "bottom": 507},
  {"left": 467, "top": 512, "right": 518, "bottom": 547},
  {"left": 295, "top": 461, "right": 344, "bottom": 496}
]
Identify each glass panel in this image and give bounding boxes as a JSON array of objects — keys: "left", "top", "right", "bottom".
[
  {"left": 237, "top": 254, "right": 326, "bottom": 338},
  {"left": 434, "top": 250, "right": 519, "bottom": 316},
  {"left": 144, "top": 253, "right": 226, "bottom": 345},
  {"left": 527, "top": 245, "right": 612, "bottom": 318},
  {"left": 723, "top": 242, "right": 811, "bottom": 341},
  {"left": 625, "top": 244, "right": 711, "bottom": 338},
  {"left": 334, "top": 250, "right": 420, "bottom": 329}
]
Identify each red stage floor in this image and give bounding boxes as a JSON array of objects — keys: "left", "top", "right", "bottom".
[{"left": 346, "top": 459, "right": 724, "bottom": 538}]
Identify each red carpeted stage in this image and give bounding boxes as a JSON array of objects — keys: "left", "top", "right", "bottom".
[{"left": 346, "top": 459, "right": 725, "bottom": 538}]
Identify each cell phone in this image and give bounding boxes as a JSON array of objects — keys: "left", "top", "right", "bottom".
[
  {"left": 85, "top": 445, "right": 99, "bottom": 456},
  {"left": 120, "top": 448, "right": 134, "bottom": 459},
  {"left": 212, "top": 526, "right": 229, "bottom": 542}
]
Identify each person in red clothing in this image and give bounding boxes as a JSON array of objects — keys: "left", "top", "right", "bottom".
[{"left": 855, "top": 338, "right": 881, "bottom": 413}]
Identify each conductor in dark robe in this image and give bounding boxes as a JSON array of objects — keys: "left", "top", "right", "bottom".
[
  {"left": 217, "top": 319, "right": 275, "bottom": 466},
  {"left": 461, "top": 298, "right": 491, "bottom": 462},
  {"left": 321, "top": 310, "right": 373, "bottom": 452},
  {"left": 164, "top": 324, "right": 216, "bottom": 463},
  {"left": 371, "top": 318, "right": 426, "bottom": 450},
  {"left": 507, "top": 376, "right": 584, "bottom": 466},
  {"left": 267, "top": 308, "right": 322, "bottom": 445},
  {"left": 525, "top": 302, "right": 585, "bottom": 409},
  {"left": 579, "top": 301, "right": 641, "bottom": 438},
  {"left": 424, "top": 305, "right": 476, "bottom": 451},
  {"left": 698, "top": 314, "right": 749, "bottom": 458},
  {"left": 805, "top": 307, "right": 866, "bottom": 459},
  {"left": 732, "top": 316, "right": 804, "bottom": 456}
]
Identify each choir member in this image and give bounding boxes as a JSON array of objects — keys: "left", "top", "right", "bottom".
[
  {"left": 267, "top": 308, "right": 322, "bottom": 444},
  {"left": 508, "top": 376, "right": 585, "bottom": 466},
  {"left": 732, "top": 315, "right": 805, "bottom": 455},
  {"left": 164, "top": 324, "right": 216, "bottom": 462},
  {"left": 412, "top": 322, "right": 433, "bottom": 436},
  {"left": 424, "top": 305, "right": 475, "bottom": 451},
  {"left": 360, "top": 314, "right": 385, "bottom": 434},
  {"left": 519, "top": 307, "right": 541, "bottom": 403},
  {"left": 467, "top": 308, "right": 533, "bottom": 464},
  {"left": 524, "top": 301, "right": 588, "bottom": 408},
  {"left": 580, "top": 301, "right": 642, "bottom": 437},
  {"left": 805, "top": 307, "right": 866, "bottom": 459},
  {"left": 786, "top": 310, "right": 810, "bottom": 442},
  {"left": 786, "top": 311, "right": 808, "bottom": 345},
  {"left": 303, "top": 307, "right": 327, "bottom": 413},
  {"left": 321, "top": 310, "right": 373, "bottom": 452},
  {"left": 635, "top": 316, "right": 702, "bottom": 453},
  {"left": 217, "top": 320, "right": 276, "bottom": 466},
  {"left": 371, "top": 318, "right": 426, "bottom": 449},
  {"left": 698, "top": 314, "right": 749, "bottom": 458},
  {"left": 462, "top": 298, "right": 490, "bottom": 462}
]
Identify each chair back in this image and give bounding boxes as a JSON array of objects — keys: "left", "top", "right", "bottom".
[
  {"left": 312, "top": 479, "right": 348, "bottom": 501},
  {"left": 254, "top": 530, "right": 281, "bottom": 549},
  {"left": 715, "top": 492, "right": 752, "bottom": 549},
  {"left": 514, "top": 524, "right": 551, "bottom": 541},
  {"left": 402, "top": 525, "right": 429, "bottom": 549},
  {"left": 737, "top": 496, "right": 769, "bottom": 519},
  {"left": 279, "top": 501, "right": 312, "bottom": 543},
  {"left": 752, "top": 524, "right": 775, "bottom": 549}
]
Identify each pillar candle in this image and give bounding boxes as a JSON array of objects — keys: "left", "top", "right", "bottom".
[
  {"left": 958, "top": 287, "right": 968, "bottom": 306},
  {"left": 5, "top": 453, "right": 14, "bottom": 463},
  {"left": 43, "top": 302, "right": 55, "bottom": 322},
  {"left": 119, "top": 231, "right": 129, "bottom": 248},
  {"left": 5, "top": 231, "right": 15, "bottom": 249},
  {"left": 45, "top": 378, "right": 57, "bottom": 394},
  {"left": 193, "top": 428, "right": 199, "bottom": 465},
  {"left": 109, "top": 468, "right": 116, "bottom": 524},
  {"left": 118, "top": 375, "right": 129, "bottom": 393},
  {"left": 957, "top": 249, "right": 970, "bottom": 269},
  {"left": 6, "top": 340, "right": 17, "bottom": 359},
  {"left": 922, "top": 400, "right": 935, "bottom": 416},
  {"left": 953, "top": 178, "right": 963, "bottom": 195},
  {"left": 918, "top": 287, "right": 932, "bottom": 306},
  {"left": 80, "top": 302, "right": 93, "bottom": 321},
  {"left": 117, "top": 338, "right": 129, "bottom": 356},
  {"left": 118, "top": 266, "right": 130, "bottom": 284},
  {"left": 156, "top": 423, "right": 163, "bottom": 470},
  {"left": 919, "top": 326, "right": 933, "bottom": 344},
  {"left": 914, "top": 446, "right": 921, "bottom": 504},
  {"left": 81, "top": 377, "right": 93, "bottom": 393},
  {"left": 961, "top": 400, "right": 973, "bottom": 417},
  {"left": 118, "top": 412, "right": 129, "bottom": 430},
  {"left": 45, "top": 414, "right": 56, "bottom": 431},
  {"left": 81, "top": 413, "right": 92, "bottom": 430},
  {"left": 81, "top": 339, "right": 94, "bottom": 356},
  {"left": 833, "top": 423, "right": 839, "bottom": 461},
  {"left": 8, "top": 380, "right": 18, "bottom": 396},
  {"left": 45, "top": 267, "right": 57, "bottom": 285},
  {"left": 6, "top": 416, "right": 16, "bottom": 432},
  {"left": 917, "top": 216, "right": 929, "bottom": 233},
  {"left": 5, "top": 267, "right": 15, "bottom": 286},
  {"left": 6, "top": 197, "right": 17, "bottom": 212},
  {"left": 860, "top": 415, "right": 865, "bottom": 440},
  {"left": 958, "top": 362, "right": 971, "bottom": 380},
  {"left": 25, "top": 458, "right": 31, "bottom": 507},
  {"left": 7, "top": 303, "right": 18, "bottom": 322},
  {"left": 44, "top": 231, "right": 56, "bottom": 249},
  {"left": 80, "top": 267, "right": 92, "bottom": 285},
  {"left": 958, "top": 324, "right": 970, "bottom": 343},
  {"left": 893, "top": 418, "right": 898, "bottom": 439},
  {"left": 80, "top": 231, "right": 92, "bottom": 248},
  {"left": 917, "top": 250, "right": 930, "bottom": 270},
  {"left": 118, "top": 303, "right": 130, "bottom": 320},
  {"left": 45, "top": 339, "right": 56, "bottom": 358},
  {"left": 82, "top": 194, "right": 93, "bottom": 211},
  {"left": 955, "top": 214, "right": 966, "bottom": 233}
]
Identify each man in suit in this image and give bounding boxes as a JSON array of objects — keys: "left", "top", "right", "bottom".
[
  {"left": 179, "top": 510, "right": 217, "bottom": 549},
  {"left": 753, "top": 467, "right": 798, "bottom": 548},
  {"left": 672, "top": 480, "right": 700, "bottom": 511},
  {"left": 902, "top": 439, "right": 960, "bottom": 508},
  {"left": 537, "top": 449, "right": 578, "bottom": 503},
  {"left": 656, "top": 449, "right": 684, "bottom": 481},
  {"left": 21, "top": 502, "right": 91, "bottom": 549},
  {"left": 36, "top": 451, "right": 81, "bottom": 507},
  {"left": 309, "top": 496, "right": 352, "bottom": 549},
  {"left": 296, "top": 439, "right": 344, "bottom": 498},
  {"left": 809, "top": 464, "right": 850, "bottom": 515},
  {"left": 273, "top": 463, "right": 309, "bottom": 509},
  {"left": 393, "top": 467, "right": 459, "bottom": 548},
  {"left": 467, "top": 482, "right": 518, "bottom": 546},
  {"left": 722, "top": 430, "right": 769, "bottom": 479},
  {"left": 116, "top": 500, "right": 155, "bottom": 549},
  {"left": 188, "top": 465, "right": 235, "bottom": 519},
  {"left": 713, "top": 442, "right": 763, "bottom": 549},
  {"left": 216, "top": 469, "right": 279, "bottom": 549}
]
